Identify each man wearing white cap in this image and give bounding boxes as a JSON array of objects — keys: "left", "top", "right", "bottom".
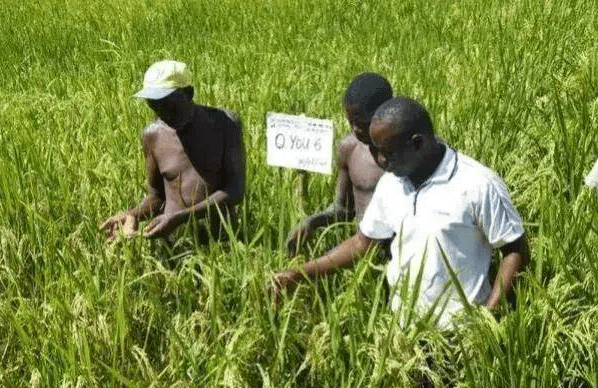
[{"left": 102, "top": 60, "right": 245, "bottom": 242}]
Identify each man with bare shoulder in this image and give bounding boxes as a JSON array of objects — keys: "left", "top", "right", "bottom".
[
  {"left": 275, "top": 97, "right": 529, "bottom": 328},
  {"left": 101, "top": 60, "right": 245, "bottom": 242},
  {"left": 286, "top": 73, "right": 393, "bottom": 256}
]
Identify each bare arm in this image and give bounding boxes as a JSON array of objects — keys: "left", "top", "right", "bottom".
[
  {"left": 307, "top": 164, "right": 355, "bottom": 227},
  {"left": 144, "top": 117, "right": 245, "bottom": 238},
  {"left": 101, "top": 130, "right": 165, "bottom": 239},
  {"left": 275, "top": 230, "right": 374, "bottom": 295},
  {"left": 486, "top": 235, "right": 530, "bottom": 310},
  {"left": 286, "top": 136, "right": 357, "bottom": 256},
  {"left": 131, "top": 131, "right": 165, "bottom": 219}
]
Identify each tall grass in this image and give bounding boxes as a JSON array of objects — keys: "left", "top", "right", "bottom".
[{"left": 1, "top": 0, "right": 598, "bottom": 386}]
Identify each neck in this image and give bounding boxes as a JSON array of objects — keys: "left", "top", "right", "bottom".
[
  {"left": 407, "top": 142, "right": 446, "bottom": 188},
  {"left": 162, "top": 103, "right": 195, "bottom": 131}
]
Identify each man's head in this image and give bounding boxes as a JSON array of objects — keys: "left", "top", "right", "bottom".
[
  {"left": 343, "top": 73, "right": 393, "bottom": 144},
  {"left": 134, "top": 60, "right": 192, "bottom": 100},
  {"left": 135, "top": 60, "right": 195, "bottom": 127},
  {"left": 369, "top": 97, "right": 437, "bottom": 179}
]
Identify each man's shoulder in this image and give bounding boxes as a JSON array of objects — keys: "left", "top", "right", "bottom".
[
  {"left": 193, "top": 104, "right": 241, "bottom": 132},
  {"left": 142, "top": 120, "right": 171, "bottom": 139},
  {"left": 454, "top": 151, "right": 510, "bottom": 195},
  {"left": 456, "top": 152, "right": 501, "bottom": 180},
  {"left": 375, "top": 172, "right": 404, "bottom": 192},
  {"left": 221, "top": 108, "right": 241, "bottom": 127},
  {"left": 336, "top": 134, "right": 360, "bottom": 167},
  {"left": 141, "top": 120, "right": 172, "bottom": 151},
  {"left": 338, "top": 133, "right": 360, "bottom": 155}
]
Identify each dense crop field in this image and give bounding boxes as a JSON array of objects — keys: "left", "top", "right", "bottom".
[{"left": 1, "top": 0, "right": 598, "bottom": 386}]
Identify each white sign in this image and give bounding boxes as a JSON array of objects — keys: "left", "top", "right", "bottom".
[{"left": 266, "top": 112, "right": 334, "bottom": 174}]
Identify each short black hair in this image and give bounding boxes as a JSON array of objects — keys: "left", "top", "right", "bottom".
[
  {"left": 343, "top": 73, "right": 393, "bottom": 121},
  {"left": 371, "top": 97, "right": 434, "bottom": 136}
]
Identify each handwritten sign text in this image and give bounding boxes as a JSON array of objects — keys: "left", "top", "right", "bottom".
[{"left": 266, "top": 113, "right": 333, "bottom": 174}]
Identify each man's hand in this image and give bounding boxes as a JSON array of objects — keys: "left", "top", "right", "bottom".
[
  {"left": 286, "top": 222, "right": 313, "bottom": 257},
  {"left": 143, "top": 212, "right": 184, "bottom": 239},
  {"left": 271, "top": 269, "right": 302, "bottom": 305},
  {"left": 100, "top": 213, "right": 138, "bottom": 242}
]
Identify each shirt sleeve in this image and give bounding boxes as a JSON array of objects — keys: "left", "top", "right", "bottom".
[
  {"left": 477, "top": 175, "right": 525, "bottom": 248},
  {"left": 359, "top": 174, "right": 395, "bottom": 240}
]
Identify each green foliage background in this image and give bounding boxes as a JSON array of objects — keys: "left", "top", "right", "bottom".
[{"left": 1, "top": 0, "right": 598, "bottom": 386}]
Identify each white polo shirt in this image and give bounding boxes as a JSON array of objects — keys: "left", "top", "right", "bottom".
[{"left": 359, "top": 146, "right": 524, "bottom": 327}]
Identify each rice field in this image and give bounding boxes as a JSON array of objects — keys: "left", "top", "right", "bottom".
[{"left": 1, "top": 0, "right": 598, "bottom": 386}]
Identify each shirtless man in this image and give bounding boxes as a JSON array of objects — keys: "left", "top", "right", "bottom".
[
  {"left": 286, "top": 73, "right": 392, "bottom": 256},
  {"left": 101, "top": 60, "right": 245, "bottom": 242},
  {"left": 276, "top": 97, "right": 529, "bottom": 327}
]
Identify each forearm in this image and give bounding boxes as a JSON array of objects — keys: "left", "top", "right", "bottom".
[
  {"left": 289, "top": 232, "right": 372, "bottom": 281},
  {"left": 305, "top": 203, "right": 354, "bottom": 230},
  {"left": 486, "top": 252, "right": 524, "bottom": 310},
  {"left": 176, "top": 188, "right": 241, "bottom": 222}
]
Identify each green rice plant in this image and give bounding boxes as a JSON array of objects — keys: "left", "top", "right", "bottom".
[{"left": 2, "top": 0, "right": 598, "bottom": 386}]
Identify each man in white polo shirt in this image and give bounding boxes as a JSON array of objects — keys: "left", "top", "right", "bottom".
[{"left": 274, "top": 97, "right": 528, "bottom": 327}]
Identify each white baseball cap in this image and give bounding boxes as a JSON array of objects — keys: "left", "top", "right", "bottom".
[{"left": 134, "top": 60, "right": 191, "bottom": 100}]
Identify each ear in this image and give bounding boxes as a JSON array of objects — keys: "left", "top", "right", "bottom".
[{"left": 411, "top": 133, "right": 424, "bottom": 150}]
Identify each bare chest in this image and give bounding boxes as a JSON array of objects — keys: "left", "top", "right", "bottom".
[
  {"left": 347, "top": 145, "right": 384, "bottom": 193},
  {"left": 152, "top": 131, "right": 197, "bottom": 180},
  {"left": 152, "top": 128, "right": 223, "bottom": 184}
]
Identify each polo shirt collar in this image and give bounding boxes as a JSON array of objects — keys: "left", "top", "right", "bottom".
[{"left": 424, "top": 144, "right": 458, "bottom": 185}]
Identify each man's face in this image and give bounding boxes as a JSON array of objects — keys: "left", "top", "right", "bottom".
[
  {"left": 369, "top": 119, "right": 421, "bottom": 178},
  {"left": 344, "top": 106, "right": 372, "bottom": 144},
  {"left": 146, "top": 90, "right": 188, "bottom": 125}
]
